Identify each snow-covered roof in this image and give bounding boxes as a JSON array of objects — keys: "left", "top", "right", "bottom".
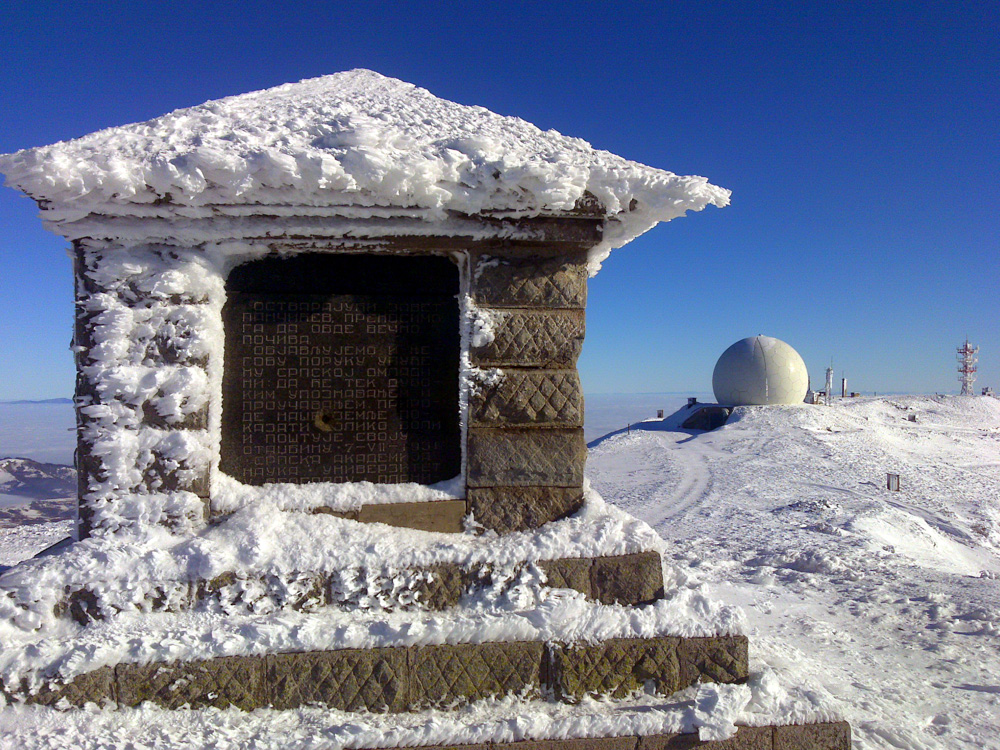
[{"left": 0, "top": 70, "right": 729, "bottom": 269}]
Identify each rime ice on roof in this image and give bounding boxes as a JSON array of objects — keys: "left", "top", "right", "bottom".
[{"left": 0, "top": 69, "right": 729, "bottom": 272}]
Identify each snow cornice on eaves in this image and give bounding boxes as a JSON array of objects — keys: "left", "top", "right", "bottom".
[{"left": 1, "top": 70, "right": 729, "bottom": 272}]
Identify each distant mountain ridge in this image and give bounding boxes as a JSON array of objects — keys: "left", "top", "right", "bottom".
[
  {"left": 0, "top": 398, "right": 72, "bottom": 404},
  {"left": 0, "top": 457, "right": 76, "bottom": 499},
  {"left": 0, "top": 457, "right": 76, "bottom": 529}
]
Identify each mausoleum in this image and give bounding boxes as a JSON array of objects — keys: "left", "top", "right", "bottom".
[{"left": 0, "top": 71, "right": 848, "bottom": 749}]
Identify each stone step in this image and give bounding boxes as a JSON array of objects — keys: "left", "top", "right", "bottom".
[
  {"left": 356, "top": 725, "right": 852, "bottom": 750},
  {"left": 282, "top": 488, "right": 587, "bottom": 535},
  {"left": 4, "top": 635, "right": 748, "bottom": 712},
  {"left": 55, "top": 551, "right": 665, "bottom": 625}
]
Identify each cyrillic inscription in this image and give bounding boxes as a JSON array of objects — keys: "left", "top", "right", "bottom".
[{"left": 221, "top": 254, "right": 460, "bottom": 485}]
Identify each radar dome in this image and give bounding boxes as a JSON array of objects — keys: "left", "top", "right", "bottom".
[{"left": 712, "top": 336, "right": 808, "bottom": 406}]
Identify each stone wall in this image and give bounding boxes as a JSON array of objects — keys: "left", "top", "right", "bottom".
[
  {"left": 71, "top": 240, "right": 592, "bottom": 538},
  {"left": 73, "top": 244, "right": 217, "bottom": 538},
  {"left": 467, "top": 249, "right": 589, "bottom": 533}
]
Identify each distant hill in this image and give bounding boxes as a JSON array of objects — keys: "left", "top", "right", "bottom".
[
  {"left": 0, "top": 457, "right": 76, "bottom": 499},
  {"left": 0, "top": 398, "right": 72, "bottom": 404},
  {"left": 0, "top": 457, "right": 75, "bottom": 529}
]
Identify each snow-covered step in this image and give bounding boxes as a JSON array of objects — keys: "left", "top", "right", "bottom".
[
  {"left": 2, "top": 635, "right": 748, "bottom": 712},
  {"left": 340, "top": 725, "right": 851, "bottom": 750},
  {"left": 5, "top": 550, "right": 665, "bottom": 626},
  {"left": 351, "top": 725, "right": 851, "bottom": 750}
]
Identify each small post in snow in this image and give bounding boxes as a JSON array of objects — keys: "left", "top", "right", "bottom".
[{"left": 886, "top": 473, "right": 900, "bottom": 491}]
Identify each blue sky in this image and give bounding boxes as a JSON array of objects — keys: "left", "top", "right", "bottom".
[{"left": 0, "top": 1, "right": 996, "bottom": 399}]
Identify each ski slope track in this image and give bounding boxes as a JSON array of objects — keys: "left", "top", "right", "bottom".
[{"left": 587, "top": 395, "right": 1000, "bottom": 750}]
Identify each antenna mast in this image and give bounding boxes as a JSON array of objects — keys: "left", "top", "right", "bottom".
[{"left": 957, "top": 338, "right": 979, "bottom": 395}]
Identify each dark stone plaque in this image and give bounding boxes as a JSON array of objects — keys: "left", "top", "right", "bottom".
[{"left": 221, "top": 254, "right": 461, "bottom": 485}]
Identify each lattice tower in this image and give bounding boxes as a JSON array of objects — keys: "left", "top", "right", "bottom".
[{"left": 957, "top": 338, "right": 979, "bottom": 395}]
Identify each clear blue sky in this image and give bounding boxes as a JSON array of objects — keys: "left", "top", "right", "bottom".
[{"left": 1, "top": 1, "right": 996, "bottom": 399}]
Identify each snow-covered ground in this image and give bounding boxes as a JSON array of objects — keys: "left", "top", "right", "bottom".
[
  {"left": 582, "top": 393, "right": 710, "bottom": 444},
  {"left": 0, "top": 394, "right": 996, "bottom": 748},
  {"left": 588, "top": 395, "right": 1000, "bottom": 750}
]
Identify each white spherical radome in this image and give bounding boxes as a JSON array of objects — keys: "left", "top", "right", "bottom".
[{"left": 712, "top": 336, "right": 809, "bottom": 406}]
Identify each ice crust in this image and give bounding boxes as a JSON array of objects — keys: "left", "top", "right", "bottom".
[{"left": 0, "top": 69, "right": 729, "bottom": 272}]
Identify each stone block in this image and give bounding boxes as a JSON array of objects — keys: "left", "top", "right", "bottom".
[
  {"left": 466, "top": 428, "right": 585, "bottom": 488},
  {"left": 141, "top": 400, "right": 210, "bottom": 430},
  {"left": 470, "top": 370, "right": 583, "bottom": 426},
  {"left": 359, "top": 500, "right": 466, "bottom": 532},
  {"left": 642, "top": 727, "right": 770, "bottom": 750},
  {"left": 636, "top": 735, "right": 703, "bottom": 750},
  {"left": 116, "top": 656, "right": 267, "bottom": 710},
  {"left": 773, "top": 722, "right": 851, "bottom": 750},
  {"left": 413, "top": 563, "right": 465, "bottom": 609},
  {"left": 549, "top": 637, "right": 681, "bottom": 701},
  {"left": 507, "top": 739, "right": 637, "bottom": 750},
  {"left": 310, "top": 506, "right": 360, "bottom": 521},
  {"left": 472, "top": 310, "right": 585, "bottom": 368},
  {"left": 676, "top": 636, "right": 749, "bottom": 689},
  {"left": 25, "top": 667, "right": 116, "bottom": 707},
  {"left": 67, "top": 586, "right": 102, "bottom": 624},
  {"left": 269, "top": 574, "right": 327, "bottom": 612},
  {"left": 142, "top": 452, "right": 210, "bottom": 497},
  {"left": 590, "top": 551, "right": 665, "bottom": 606},
  {"left": 467, "top": 486, "right": 584, "bottom": 533},
  {"left": 701, "top": 727, "right": 773, "bottom": 749},
  {"left": 538, "top": 557, "right": 592, "bottom": 597},
  {"left": 472, "top": 252, "right": 588, "bottom": 308},
  {"left": 409, "top": 641, "right": 543, "bottom": 708},
  {"left": 269, "top": 648, "right": 410, "bottom": 711}
]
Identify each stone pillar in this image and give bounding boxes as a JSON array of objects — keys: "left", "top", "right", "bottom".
[
  {"left": 72, "top": 244, "right": 214, "bottom": 538},
  {"left": 466, "top": 249, "right": 588, "bottom": 533}
]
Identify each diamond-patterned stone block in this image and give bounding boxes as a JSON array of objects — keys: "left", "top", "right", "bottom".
[
  {"left": 550, "top": 636, "right": 681, "bottom": 701},
  {"left": 676, "top": 636, "right": 749, "bottom": 689},
  {"left": 468, "top": 486, "right": 584, "bottom": 532},
  {"left": 23, "top": 666, "right": 116, "bottom": 707},
  {"left": 510, "top": 739, "right": 638, "bottom": 750},
  {"left": 638, "top": 727, "right": 773, "bottom": 750},
  {"left": 472, "top": 253, "right": 588, "bottom": 308},
  {"left": 773, "top": 722, "right": 851, "bottom": 750},
  {"left": 269, "top": 648, "right": 409, "bottom": 711},
  {"left": 470, "top": 370, "right": 583, "bottom": 426},
  {"left": 467, "top": 428, "right": 585, "bottom": 487},
  {"left": 472, "top": 310, "right": 585, "bottom": 368},
  {"left": 636, "top": 734, "right": 703, "bottom": 750},
  {"left": 410, "top": 641, "right": 543, "bottom": 708},
  {"left": 413, "top": 563, "right": 465, "bottom": 610},
  {"left": 116, "top": 656, "right": 267, "bottom": 710},
  {"left": 538, "top": 557, "right": 592, "bottom": 597},
  {"left": 591, "top": 551, "right": 665, "bottom": 606}
]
